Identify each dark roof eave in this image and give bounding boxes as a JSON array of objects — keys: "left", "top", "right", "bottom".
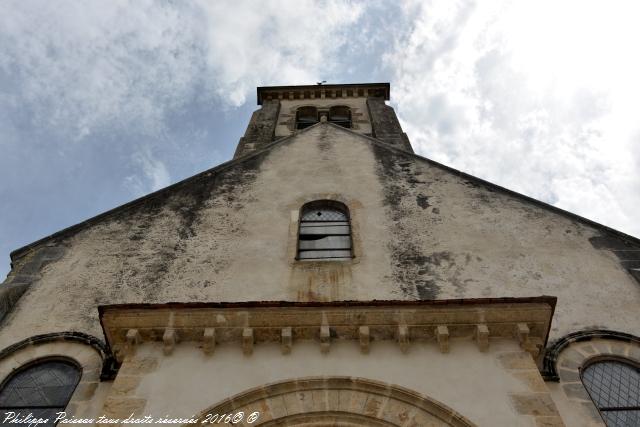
[{"left": 98, "top": 295, "right": 557, "bottom": 316}]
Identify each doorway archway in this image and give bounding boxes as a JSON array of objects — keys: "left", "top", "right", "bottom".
[{"left": 191, "top": 377, "right": 476, "bottom": 427}]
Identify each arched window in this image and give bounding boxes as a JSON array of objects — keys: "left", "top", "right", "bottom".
[
  {"left": 298, "top": 201, "right": 352, "bottom": 261},
  {"left": 295, "top": 107, "right": 318, "bottom": 129},
  {"left": 0, "top": 359, "right": 81, "bottom": 423},
  {"left": 328, "top": 106, "right": 351, "bottom": 128},
  {"left": 581, "top": 359, "right": 640, "bottom": 426}
]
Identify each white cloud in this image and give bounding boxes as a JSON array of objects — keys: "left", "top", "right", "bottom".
[
  {"left": 0, "top": 0, "right": 362, "bottom": 140},
  {"left": 125, "top": 148, "right": 171, "bottom": 196},
  {"left": 0, "top": 0, "right": 363, "bottom": 207},
  {"left": 2, "top": 0, "right": 637, "bottom": 240},
  {"left": 197, "top": 0, "right": 363, "bottom": 105},
  {"left": 388, "top": 0, "right": 640, "bottom": 237}
]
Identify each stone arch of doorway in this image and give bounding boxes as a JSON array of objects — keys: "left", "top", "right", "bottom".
[{"left": 190, "top": 377, "right": 477, "bottom": 427}]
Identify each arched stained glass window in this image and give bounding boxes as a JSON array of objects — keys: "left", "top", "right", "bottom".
[
  {"left": 581, "top": 360, "right": 640, "bottom": 426},
  {"left": 0, "top": 360, "right": 81, "bottom": 425},
  {"left": 298, "top": 201, "right": 352, "bottom": 261}
]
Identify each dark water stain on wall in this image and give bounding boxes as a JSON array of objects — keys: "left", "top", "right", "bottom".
[
  {"left": 94, "top": 152, "right": 266, "bottom": 300},
  {"left": 416, "top": 194, "right": 430, "bottom": 209},
  {"left": 372, "top": 145, "right": 441, "bottom": 299}
]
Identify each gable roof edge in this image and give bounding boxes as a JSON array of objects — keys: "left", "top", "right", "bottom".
[
  {"left": 8, "top": 125, "right": 322, "bottom": 264},
  {"left": 9, "top": 122, "right": 639, "bottom": 264},
  {"left": 325, "top": 122, "right": 640, "bottom": 247}
]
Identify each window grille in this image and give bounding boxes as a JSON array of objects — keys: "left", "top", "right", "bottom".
[
  {"left": 581, "top": 360, "right": 640, "bottom": 426},
  {"left": 328, "top": 106, "right": 351, "bottom": 128},
  {"left": 0, "top": 360, "right": 81, "bottom": 426},
  {"left": 298, "top": 201, "right": 352, "bottom": 260},
  {"left": 296, "top": 107, "right": 318, "bottom": 129}
]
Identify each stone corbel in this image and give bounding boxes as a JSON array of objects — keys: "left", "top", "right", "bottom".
[
  {"left": 242, "top": 328, "right": 253, "bottom": 356},
  {"left": 163, "top": 328, "right": 177, "bottom": 355},
  {"left": 517, "top": 323, "right": 530, "bottom": 346},
  {"left": 281, "top": 327, "right": 292, "bottom": 355},
  {"left": 436, "top": 325, "right": 449, "bottom": 353},
  {"left": 320, "top": 325, "right": 331, "bottom": 354},
  {"left": 476, "top": 324, "right": 489, "bottom": 352},
  {"left": 125, "top": 329, "right": 141, "bottom": 356},
  {"left": 398, "top": 324, "right": 409, "bottom": 353},
  {"left": 359, "top": 326, "right": 370, "bottom": 354},
  {"left": 203, "top": 328, "right": 215, "bottom": 355}
]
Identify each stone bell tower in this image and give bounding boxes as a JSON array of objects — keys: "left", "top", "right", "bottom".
[{"left": 233, "top": 83, "right": 413, "bottom": 158}]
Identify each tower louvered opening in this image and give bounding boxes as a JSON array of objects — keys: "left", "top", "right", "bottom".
[
  {"left": 296, "top": 106, "right": 319, "bottom": 129},
  {"left": 328, "top": 106, "right": 352, "bottom": 128}
]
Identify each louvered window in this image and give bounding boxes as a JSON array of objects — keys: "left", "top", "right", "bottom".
[
  {"left": 581, "top": 360, "right": 640, "bottom": 426},
  {"left": 328, "top": 106, "right": 351, "bottom": 128},
  {"left": 296, "top": 107, "right": 319, "bottom": 129},
  {"left": 0, "top": 359, "right": 81, "bottom": 425},
  {"left": 298, "top": 201, "right": 352, "bottom": 260}
]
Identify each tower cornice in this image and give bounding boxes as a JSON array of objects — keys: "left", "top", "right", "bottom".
[{"left": 256, "top": 82, "right": 390, "bottom": 105}]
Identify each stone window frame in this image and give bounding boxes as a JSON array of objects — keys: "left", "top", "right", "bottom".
[
  {"left": 552, "top": 331, "right": 640, "bottom": 425},
  {"left": 0, "top": 338, "right": 103, "bottom": 417},
  {"left": 287, "top": 195, "right": 362, "bottom": 266},
  {"left": 296, "top": 200, "right": 353, "bottom": 261}
]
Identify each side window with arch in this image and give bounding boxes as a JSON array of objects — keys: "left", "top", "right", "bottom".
[
  {"left": 0, "top": 359, "right": 81, "bottom": 423},
  {"left": 297, "top": 201, "right": 352, "bottom": 261},
  {"left": 296, "top": 107, "right": 318, "bottom": 129},
  {"left": 328, "top": 106, "right": 351, "bottom": 128},
  {"left": 581, "top": 359, "right": 640, "bottom": 426}
]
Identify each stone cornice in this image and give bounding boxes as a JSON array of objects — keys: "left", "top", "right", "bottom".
[
  {"left": 257, "top": 83, "right": 390, "bottom": 105},
  {"left": 99, "top": 297, "right": 555, "bottom": 363}
]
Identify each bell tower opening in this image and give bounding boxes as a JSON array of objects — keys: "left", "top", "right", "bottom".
[{"left": 233, "top": 82, "right": 413, "bottom": 158}]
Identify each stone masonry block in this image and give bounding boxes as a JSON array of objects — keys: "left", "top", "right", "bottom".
[
  {"left": 119, "top": 357, "right": 158, "bottom": 374},
  {"left": 111, "top": 375, "right": 142, "bottom": 396},
  {"left": 510, "top": 393, "right": 561, "bottom": 416},
  {"left": 512, "top": 371, "right": 549, "bottom": 393},
  {"left": 102, "top": 397, "right": 146, "bottom": 419},
  {"left": 535, "top": 416, "right": 566, "bottom": 427}
]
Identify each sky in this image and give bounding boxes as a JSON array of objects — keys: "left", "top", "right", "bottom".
[{"left": 1, "top": 0, "right": 639, "bottom": 280}]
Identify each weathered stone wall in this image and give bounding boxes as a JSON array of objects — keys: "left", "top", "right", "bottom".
[
  {"left": 2, "top": 122, "right": 639, "bottom": 349},
  {"left": 234, "top": 99, "right": 281, "bottom": 158},
  {"left": 0, "top": 125, "right": 391, "bottom": 346},
  {"left": 369, "top": 142, "right": 640, "bottom": 341},
  {"left": 367, "top": 97, "right": 413, "bottom": 152}
]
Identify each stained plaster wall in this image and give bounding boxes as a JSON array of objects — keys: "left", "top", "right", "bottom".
[
  {"left": 2, "top": 123, "right": 640, "bottom": 349},
  {"left": 0, "top": 125, "right": 390, "bottom": 347},
  {"left": 112, "top": 339, "right": 548, "bottom": 427},
  {"left": 369, "top": 143, "right": 640, "bottom": 340}
]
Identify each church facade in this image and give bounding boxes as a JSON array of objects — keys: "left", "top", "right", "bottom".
[{"left": 1, "top": 83, "right": 639, "bottom": 426}]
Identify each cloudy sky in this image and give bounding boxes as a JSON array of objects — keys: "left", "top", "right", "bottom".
[{"left": 1, "top": 0, "right": 639, "bottom": 280}]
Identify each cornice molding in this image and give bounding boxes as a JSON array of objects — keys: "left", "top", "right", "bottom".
[
  {"left": 99, "top": 298, "right": 555, "bottom": 363},
  {"left": 257, "top": 83, "right": 390, "bottom": 105}
]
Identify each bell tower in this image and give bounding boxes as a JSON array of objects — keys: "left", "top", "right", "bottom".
[{"left": 233, "top": 82, "right": 413, "bottom": 158}]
